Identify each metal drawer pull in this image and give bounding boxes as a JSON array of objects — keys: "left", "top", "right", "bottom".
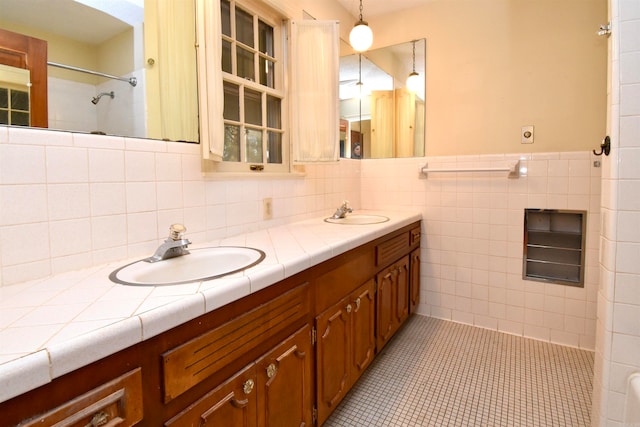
[
  {"left": 85, "top": 411, "right": 109, "bottom": 427},
  {"left": 355, "top": 297, "right": 361, "bottom": 310},
  {"left": 346, "top": 304, "right": 352, "bottom": 313},
  {"left": 266, "top": 363, "right": 277, "bottom": 379},
  {"left": 243, "top": 379, "right": 255, "bottom": 394}
]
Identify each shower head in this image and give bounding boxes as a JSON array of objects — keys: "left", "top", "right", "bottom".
[{"left": 91, "top": 91, "right": 114, "bottom": 105}]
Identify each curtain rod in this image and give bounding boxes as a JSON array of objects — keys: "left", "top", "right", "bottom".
[{"left": 47, "top": 61, "right": 137, "bottom": 87}]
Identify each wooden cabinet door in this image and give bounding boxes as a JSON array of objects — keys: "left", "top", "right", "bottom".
[
  {"left": 376, "top": 263, "right": 397, "bottom": 350},
  {"left": 256, "top": 325, "right": 313, "bottom": 427},
  {"left": 350, "top": 279, "right": 376, "bottom": 385},
  {"left": 395, "top": 256, "right": 410, "bottom": 325},
  {"left": 410, "top": 248, "right": 421, "bottom": 313},
  {"left": 376, "top": 256, "right": 410, "bottom": 351},
  {"left": 165, "top": 364, "right": 258, "bottom": 427},
  {"left": 19, "top": 368, "right": 143, "bottom": 427},
  {"left": 315, "top": 296, "right": 351, "bottom": 426}
]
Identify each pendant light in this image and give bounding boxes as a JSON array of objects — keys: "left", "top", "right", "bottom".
[
  {"left": 349, "top": 0, "right": 373, "bottom": 52},
  {"left": 406, "top": 40, "right": 421, "bottom": 93}
]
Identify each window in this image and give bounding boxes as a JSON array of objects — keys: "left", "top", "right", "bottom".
[
  {"left": 0, "top": 86, "right": 30, "bottom": 126},
  {"left": 218, "top": 0, "right": 286, "bottom": 172}
]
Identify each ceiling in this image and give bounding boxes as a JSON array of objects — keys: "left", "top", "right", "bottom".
[
  {"left": 0, "top": 1, "right": 425, "bottom": 46},
  {"left": 336, "top": 0, "right": 428, "bottom": 18},
  {"left": 0, "top": 0, "right": 142, "bottom": 45}
]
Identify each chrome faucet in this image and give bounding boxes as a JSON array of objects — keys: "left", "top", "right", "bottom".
[
  {"left": 332, "top": 200, "right": 353, "bottom": 219},
  {"left": 144, "top": 224, "right": 191, "bottom": 263}
]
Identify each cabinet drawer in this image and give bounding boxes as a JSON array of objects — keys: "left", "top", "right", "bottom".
[
  {"left": 162, "top": 283, "right": 310, "bottom": 402},
  {"left": 20, "top": 368, "right": 143, "bottom": 427},
  {"left": 376, "top": 232, "right": 410, "bottom": 267}
]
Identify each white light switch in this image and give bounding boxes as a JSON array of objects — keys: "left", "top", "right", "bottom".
[{"left": 521, "top": 125, "right": 534, "bottom": 144}]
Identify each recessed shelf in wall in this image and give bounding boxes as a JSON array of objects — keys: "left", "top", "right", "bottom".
[{"left": 523, "top": 209, "right": 586, "bottom": 287}]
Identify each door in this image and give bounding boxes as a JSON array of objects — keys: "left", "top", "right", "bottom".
[
  {"left": 315, "top": 296, "right": 351, "bottom": 425},
  {"left": 164, "top": 364, "right": 258, "bottom": 426},
  {"left": 350, "top": 279, "right": 375, "bottom": 384},
  {"left": 257, "top": 325, "right": 313, "bottom": 427},
  {"left": 0, "top": 28, "right": 48, "bottom": 127},
  {"left": 395, "top": 256, "right": 410, "bottom": 325},
  {"left": 376, "top": 264, "right": 396, "bottom": 350},
  {"left": 410, "top": 248, "right": 421, "bottom": 313},
  {"left": 376, "top": 256, "right": 410, "bottom": 351}
]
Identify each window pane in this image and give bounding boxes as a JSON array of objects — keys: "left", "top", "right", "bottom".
[
  {"left": 221, "top": 0, "right": 231, "bottom": 36},
  {"left": 258, "top": 20, "right": 273, "bottom": 56},
  {"left": 222, "top": 40, "right": 232, "bottom": 73},
  {"left": 0, "top": 88, "right": 7, "bottom": 108},
  {"left": 266, "top": 95, "right": 281, "bottom": 129},
  {"left": 11, "top": 111, "right": 29, "bottom": 126},
  {"left": 246, "top": 128, "right": 263, "bottom": 163},
  {"left": 0, "top": 110, "right": 8, "bottom": 125},
  {"left": 267, "top": 131, "right": 282, "bottom": 163},
  {"left": 237, "top": 47, "right": 255, "bottom": 81},
  {"left": 259, "top": 57, "right": 274, "bottom": 88},
  {"left": 235, "top": 7, "right": 254, "bottom": 48},
  {"left": 223, "top": 82, "right": 240, "bottom": 121},
  {"left": 223, "top": 124, "right": 241, "bottom": 161},
  {"left": 11, "top": 90, "right": 29, "bottom": 111},
  {"left": 244, "top": 89, "right": 262, "bottom": 126}
]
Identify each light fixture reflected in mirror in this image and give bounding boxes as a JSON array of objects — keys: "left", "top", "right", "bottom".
[
  {"left": 406, "top": 40, "right": 420, "bottom": 93},
  {"left": 349, "top": 0, "right": 373, "bottom": 52},
  {"left": 339, "top": 39, "right": 425, "bottom": 159}
]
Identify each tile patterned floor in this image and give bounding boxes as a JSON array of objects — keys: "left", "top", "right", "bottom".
[{"left": 324, "top": 315, "right": 594, "bottom": 427}]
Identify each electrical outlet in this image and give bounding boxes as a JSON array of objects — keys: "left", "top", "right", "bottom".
[
  {"left": 263, "top": 198, "right": 273, "bottom": 220},
  {"left": 521, "top": 125, "right": 534, "bottom": 144}
]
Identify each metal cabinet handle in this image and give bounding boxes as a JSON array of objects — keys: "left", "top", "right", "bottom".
[
  {"left": 243, "top": 379, "right": 255, "bottom": 394},
  {"left": 85, "top": 411, "right": 109, "bottom": 427},
  {"left": 266, "top": 363, "right": 277, "bottom": 379},
  {"left": 355, "top": 297, "right": 361, "bottom": 310},
  {"left": 346, "top": 304, "right": 352, "bottom": 313}
]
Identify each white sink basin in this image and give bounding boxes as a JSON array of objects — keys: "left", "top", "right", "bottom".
[
  {"left": 324, "top": 214, "right": 390, "bottom": 225},
  {"left": 110, "top": 247, "right": 265, "bottom": 286}
]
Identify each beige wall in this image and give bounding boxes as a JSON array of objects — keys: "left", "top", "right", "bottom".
[
  {"left": 0, "top": 20, "right": 99, "bottom": 85},
  {"left": 0, "top": 19, "right": 134, "bottom": 86},
  {"left": 345, "top": 0, "right": 608, "bottom": 156}
]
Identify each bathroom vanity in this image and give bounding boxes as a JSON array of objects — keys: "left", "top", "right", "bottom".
[{"left": 0, "top": 212, "right": 421, "bottom": 426}]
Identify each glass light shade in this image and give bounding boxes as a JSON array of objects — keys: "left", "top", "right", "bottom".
[
  {"left": 349, "top": 22, "right": 373, "bottom": 52},
  {"left": 406, "top": 71, "right": 421, "bottom": 93}
]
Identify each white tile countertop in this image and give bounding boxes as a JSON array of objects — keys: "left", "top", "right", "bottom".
[{"left": 0, "top": 210, "right": 421, "bottom": 403}]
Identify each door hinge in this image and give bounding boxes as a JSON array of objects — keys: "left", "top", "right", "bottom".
[
  {"left": 313, "top": 406, "right": 318, "bottom": 424},
  {"left": 312, "top": 327, "right": 317, "bottom": 345}
]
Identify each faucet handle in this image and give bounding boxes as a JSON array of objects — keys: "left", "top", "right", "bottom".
[{"left": 169, "top": 224, "right": 187, "bottom": 240}]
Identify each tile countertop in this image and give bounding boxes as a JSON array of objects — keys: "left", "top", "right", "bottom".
[{"left": 0, "top": 210, "right": 421, "bottom": 403}]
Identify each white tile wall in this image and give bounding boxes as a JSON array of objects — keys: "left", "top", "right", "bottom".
[
  {"left": 47, "top": 70, "right": 144, "bottom": 138},
  {"left": 592, "top": 0, "right": 640, "bottom": 426},
  {"left": 0, "top": 126, "right": 361, "bottom": 286},
  {"left": 361, "top": 152, "right": 601, "bottom": 351}
]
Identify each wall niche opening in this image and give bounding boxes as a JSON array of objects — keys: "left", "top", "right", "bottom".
[{"left": 523, "top": 209, "right": 586, "bottom": 287}]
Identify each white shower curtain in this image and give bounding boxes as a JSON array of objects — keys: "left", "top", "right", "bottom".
[{"left": 147, "top": 0, "right": 200, "bottom": 143}]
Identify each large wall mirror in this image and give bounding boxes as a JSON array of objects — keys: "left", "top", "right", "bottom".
[
  {"left": 339, "top": 39, "right": 425, "bottom": 159},
  {"left": 0, "top": 0, "right": 199, "bottom": 143}
]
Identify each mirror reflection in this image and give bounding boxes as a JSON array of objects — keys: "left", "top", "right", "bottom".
[
  {"left": 0, "top": 0, "right": 199, "bottom": 143},
  {"left": 339, "top": 39, "right": 425, "bottom": 159}
]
